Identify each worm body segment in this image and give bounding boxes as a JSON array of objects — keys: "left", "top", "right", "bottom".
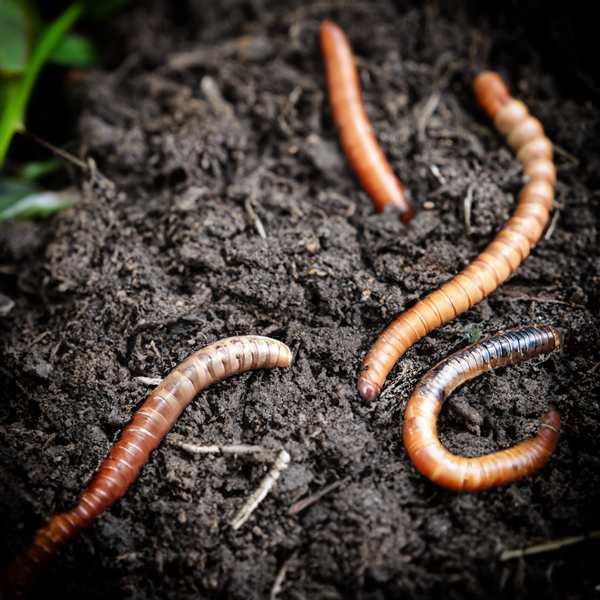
[
  {"left": 0, "top": 336, "right": 291, "bottom": 599},
  {"left": 358, "top": 71, "right": 555, "bottom": 400},
  {"left": 320, "top": 20, "right": 414, "bottom": 223},
  {"left": 404, "top": 325, "right": 560, "bottom": 491}
]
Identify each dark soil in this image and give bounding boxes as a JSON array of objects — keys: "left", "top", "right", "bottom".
[{"left": 1, "top": 1, "right": 599, "bottom": 599}]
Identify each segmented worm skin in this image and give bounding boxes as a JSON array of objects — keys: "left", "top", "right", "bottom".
[
  {"left": 0, "top": 336, "right": 291, "bottom": 599},
  {"left": 358, "top": 71, "right": 556, "bottom": 401},
  {"left": 404, "top": 325, "right": 560, "bottom": 491},
  {"left": 320, "top": 20, "right": 414, "bottom": 223}
]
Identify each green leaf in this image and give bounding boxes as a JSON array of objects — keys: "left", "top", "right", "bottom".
[
  {"left": 0, "top": 175, "right": 39, "bottom": 212},
  {"left": 48, "top": 33, "right": 98, "bottom": 67},
  {"left": 0, "top": 187, "right": 81, "bottom": 220},
  {"left": 0, "top": 1, "right": 30, "bottom": 75},
  {"left": 0, "top": 2, "right": 84, "bottom": 166},
  {"left": 17, "top": 158, "right": 62, "bottom": 180}
]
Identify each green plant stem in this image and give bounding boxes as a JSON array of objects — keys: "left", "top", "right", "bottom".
[{"left": 0, "top": 2, "right": 84, "bottom": 166}]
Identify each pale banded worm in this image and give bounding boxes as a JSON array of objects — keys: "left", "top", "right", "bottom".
[
  {"left": 358, "top": 71, "right": 556, "bottom": 401},
  {"left": 0, "top": 336, "right": 291, "bottom": 599},
  {"left": 404, "top": 325, "right": 560, "bottom": 491}
]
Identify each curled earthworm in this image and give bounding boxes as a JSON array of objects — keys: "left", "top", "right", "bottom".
[
  {"left": 0, "top": 336, "right": 291, "bottom": 599},
  {"left": 404, "top": 325, "right": 560, "bottom": 491},
  {"left": 320, "top": 20, "right": 414, "bottom": 223},
  {"left": 358, "top": 71, "right": 556, "bottom": 401}
]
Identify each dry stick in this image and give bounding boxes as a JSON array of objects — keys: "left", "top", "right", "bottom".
[
  {"left": 245, "top": 198, "right": 267, "bottom": 239},
  {"left": 134, "top": 376, "right": 163, "bottom": 386},
  {"left": 291, "top": 476, "right": 351, "bottom": 514},
  {"left": 173, "top": 441, "right": 266, "bottom": 456},
  {"left": 544, "top": 209, "right": 560, "bottom": 240},
  {"left": 552, "top": 142, "right": 579, "bottom": 166},
  {"left": 18, "top": 129, "right": 88, "bottom": 171},
  {"left": 496, "top": 287, "right": 585, "bottom": 309},
  {"left": 231, "top": 450, "right": 291, "bottom": 530},
  {"left": 417, "top": 89, "right": 442, "bottom": 142},
  {"left": 463, "top": 183, "right": 475, "bottom": 234},
  {"left": 500, "top": 530, "right": 600, "bottom": 561},
  {"left": 270, "top": 552, "right": 298, "bottom": 600}
]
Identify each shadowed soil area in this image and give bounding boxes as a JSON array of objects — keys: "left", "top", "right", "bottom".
[{"left": 1, "top": 1, "right": 599, "bottom": 598}]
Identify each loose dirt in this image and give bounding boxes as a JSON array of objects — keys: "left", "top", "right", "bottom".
[{"left": 1, "top": 1, "right": 598, "bottom": 598}]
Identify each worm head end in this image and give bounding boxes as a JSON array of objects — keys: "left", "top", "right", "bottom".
[
  {"left": 357, "top": 372, "right": 381, "bottom": 402},
  {"left": 399, "top": 204, "right": 415, "bottom": 226}
]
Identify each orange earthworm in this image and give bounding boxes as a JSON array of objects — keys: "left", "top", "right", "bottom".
[
  {"left": 358, "top": 71, "right": 556, "bottom": 401},
  {"left": 404, "top": 325, "right": 560, "bottom": 491},
  {"left": 0, "top": 336, "right": 291, "bottom": 599},
  {"left": 320, "top": 20, "right": 414, "bottom": 223}
]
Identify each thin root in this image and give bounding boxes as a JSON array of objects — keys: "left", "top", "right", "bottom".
[
  {"left": 500, "top": 530, "right": 600, "bottom": 561},
  {"left": 231, "top": 450, "right": 291, "bottom": 530}
]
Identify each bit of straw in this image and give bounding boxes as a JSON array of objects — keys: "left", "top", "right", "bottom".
[
  {"left": 231, "top": 450, "right": 290, "bottom": 530},
  {"left": 551, "top": 143, "right": 579, "bottom": 166},
  {"left": 291, "top": 476, "right": 351, "bottom": 514},
  {"left": 270, "top": 552, "right": 297, "bottom": 599},
  {"left": 417, "top": 90, "right": 441, "bottom": 142},
  {"left": 135, "top": 376, "right": 162, "bottom": 386},
  {"left": 173, "top": 441, "right": 266, "bottom": 456},
  {"left": 463, "top": 183, "right": 474, "bottom": 234},
  {"left": 544, "top": 209, "right": 560, "bottom": 240},
  {"left": 18, "top": 130, "right": 89, "bottom": 171},
  {"left": 500, "top": 530, "right": 600, "bottom": 561},
  {"left": 245, "top": 198, "right": 267, "bottom": 239}
]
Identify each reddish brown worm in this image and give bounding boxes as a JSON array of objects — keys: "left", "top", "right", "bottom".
[
  {"left": 320, "top": 20, "right": 414, "bottom": 223},
  {"left": 0, "top": 336, "right": 291, "bottom": 599},
  {"left": 404, "top": 325, "right": 560, "bottom": 491},
  {"left": 358, "top": 71, "right": 556, "bottom": 401}
]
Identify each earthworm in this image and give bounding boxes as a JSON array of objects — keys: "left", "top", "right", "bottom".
[
  {"left": 358, "top": 71, "right": 555, "bottom": 401},
  {"left": 404, "top": 325, "right": 560, "bottom": 491},
  {"left": 0, "top": 336, "right": 291, "bottom": 599},
  {"left": 320, "top": 20, "right": 414, "bottom": 223},
  {"left": 404, "top": 325, "right": 560, "bottom": 492}
]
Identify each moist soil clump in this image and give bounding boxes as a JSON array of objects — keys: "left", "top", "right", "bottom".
[{"left": 1, "top": 1, "right": 599, "bottom": 599}]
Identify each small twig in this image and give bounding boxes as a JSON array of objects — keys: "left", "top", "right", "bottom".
[
  {"left": 149, "top": 340, "right": 162, "bottom": 367},
  {"left": 0, "top": 294, "right": 15, "bottom": 317},
  {"left": 270, "top": 552, "right": 297, "bottom": 600},
  {"left": 134, "top": 376, "right": 162, "bottom": 386},
  {"left": 544, "top": 209, "right": 560, "bottom": 240},
  {"left": 496, "top": 287, "right": 585, "bottom": 309},
  {"left": 245, "top": 198, "right": 267, "bottom": 239},
  {"left": 109, "top": 52, "right": 140, "bottom": 86},
  {"left": 552, "top": 143, "right": 579, "bottom": 166},
  {"left": 31, "top": 331, "right": 51, "bottom": 345},
  {"left": 429, "top": 164, "right": 446, "bottom": 185},
  {"left": 231, "top": 449, "right": 290, "bottom": 530},
  {"left": 291, "top": 476, "right": 351, "bottom": 514},
  {"left": 463, "top": 184, "right": 475, "bottom": 234},
  {"left": 427, "top": 184, "right": 449, "bottom": 199},
  {"left": 500, "top": 530, "right": 600, "bottom": 561},
  {"left": 18, "top": 130, "right": 88, "bottom": 171},
  {"left": 42, "top": 433, "right": 57, "bottom": 451},
  {"left": 201, "top": 75, "right": 234, "bottom": 120},
  {"left": 173, "top": 441, "right": 266, "bottom": 456},
  {"left": 417, "top": 90, "right": 441, "bottom": 142}
]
